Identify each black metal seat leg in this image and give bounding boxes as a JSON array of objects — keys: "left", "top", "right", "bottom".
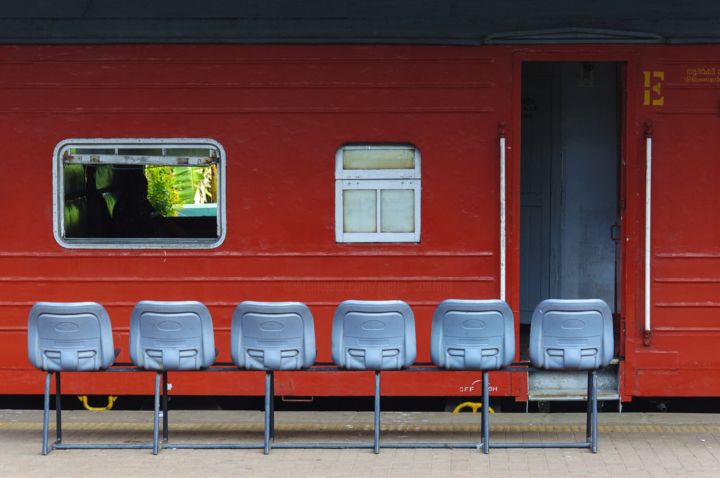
[
  {"left": 586, "top": 370, "right": 593, "bottom": 443},
  {"left": 270, "top": 372, "right": 275, "bottom": 441},
  {"left": 55, "top": 372, "right": 62, "bottom": 445},
  {"left": 482, "top": 371, "right": 489, "bottom": 454},
  {"left": 374, "top": 371, "right": 381, "bottom": 454},
  {"left": 152, "top": 372, "right": 161, "bottom": 455},
  {"left": 264, "top": 371, "right": 272, "bottom": 455},
  {"left": 591, "top": 370, "right": 598, "bottom": 453},
  {"left": 162, "top": 371, "right": 169, "bottom": 443},
  {"left": 42, "top": 372, "right": 52, "bottom": 455}
]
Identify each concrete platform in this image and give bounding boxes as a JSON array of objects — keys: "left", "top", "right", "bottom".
[{"left": 2, "top": 410, "right": 720, "bottom": 477}]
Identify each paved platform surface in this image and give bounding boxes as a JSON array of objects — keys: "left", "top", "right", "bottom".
[{"left": 2, "top": 410, "right": 720, "bottom": 477}]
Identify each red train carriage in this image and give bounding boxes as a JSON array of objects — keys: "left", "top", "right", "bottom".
[{"left": 0, "top": 42, "right": 718, "bottom": 404}]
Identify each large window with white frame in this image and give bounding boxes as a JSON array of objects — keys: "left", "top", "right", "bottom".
[
  {"left": 335, "top": 144, "right": 421, "bottom": 243},
  {"left": 53, "top": 138, "right": 226, "bottom": 248}
]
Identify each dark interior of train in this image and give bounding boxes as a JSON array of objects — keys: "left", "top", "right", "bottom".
[
  {"left": 62, "top": 152, "right": 219, "bottom": 240},
  {"left": 519, "top": 61, "right": 621, "bottom": 354}
]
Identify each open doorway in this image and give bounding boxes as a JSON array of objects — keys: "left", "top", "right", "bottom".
[{"left": 519, "top": 62, "right": 622, "bottom": 356}]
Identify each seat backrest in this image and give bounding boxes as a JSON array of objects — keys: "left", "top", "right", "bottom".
[
  {"left": 431, "top": 299, "right": 514, "bottom": 370},
  {"left": 130, "top": 300, "right": 215, "bottom": 371},
  {"left": 28, "top": 302, "right": 115, "bottom": 371},
  {"left": 231, "top": 301, "right": 316, "bottom": 370},
  {"left": 529, "top": 299, "right": 613, "bottom": 370},
  {"left": 332, "top": 300, "right": 415, "bottom": 370}
]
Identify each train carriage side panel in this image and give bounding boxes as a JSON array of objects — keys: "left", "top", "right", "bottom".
[
  {"left": 632, "top": 45, "right": 720, "bottom": 396},
  {"left": 0, "top": 45, "right": 514, "bottom": 396}
]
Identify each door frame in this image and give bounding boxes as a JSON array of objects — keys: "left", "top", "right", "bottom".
[{"left": 508, "top": 46, "right": 641, "bottom": 402}]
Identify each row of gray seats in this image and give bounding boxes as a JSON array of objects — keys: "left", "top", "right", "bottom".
[
  {"left": 29, "top": 298, "right": 614, "bottom": 455},
  {"left": 29, "top": 298, "right": 613, "bottom": 374}
]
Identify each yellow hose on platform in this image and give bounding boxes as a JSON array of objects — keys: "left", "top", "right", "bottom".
[
  {"left": 452, "top": 401, "right": 494, "bottom": 414},
  {"left": 77, "top": 395, "right": 118, "bottom": 411}
]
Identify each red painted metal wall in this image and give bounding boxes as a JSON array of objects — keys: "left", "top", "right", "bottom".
[
  {"left": 1, "top": 44, "right": 719, "bottom": 400},
  {"left": 631, "top": 46, "right": 720, "bottom": 397},
  {"left": 0, "top": 45, "right": 513, "bottom": 397}
]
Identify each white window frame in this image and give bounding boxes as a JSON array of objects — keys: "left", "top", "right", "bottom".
[
  {"left": 52, "top": 138, "right": 226, "bottom": 249},
  {"left": 335, "top": 144, "right": 421, "bottom": 243}
]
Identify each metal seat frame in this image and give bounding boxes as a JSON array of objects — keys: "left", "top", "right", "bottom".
[
  {"left": 40, "top": 367, "right": 154, "bottom": 455},
  {"left": 260, "top": 366, "right": 599, "bottom": 454},
  {"left": 259, "top": 364, "right": 489, "bottom": 454},
  {"left": 148, "top": 364, "right": 487, "bottom": 455},
  {"left": 144, "top": 364, "right": 491, "bottom": 454},
  {"left": 484, "top": 365, "right": 600, "bottom": 453},
  {"left": 40, "top": 363, "right": 598, "bottom": 455}
]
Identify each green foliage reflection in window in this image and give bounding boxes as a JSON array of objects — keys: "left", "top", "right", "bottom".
[{"left": 144, "top": 165, "right": 217, "bottom": 217}]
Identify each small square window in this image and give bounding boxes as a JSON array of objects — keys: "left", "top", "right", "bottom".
[
  {"left": 53, "top": 139, "right": 225, "bottom": 249},
  {"left": 335, "top": 145, "right": 420, "bottom": 243}
]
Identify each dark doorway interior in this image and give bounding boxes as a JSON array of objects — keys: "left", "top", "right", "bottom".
[{"left": 519, "top": 61, "right": 621, "bottom": 354}]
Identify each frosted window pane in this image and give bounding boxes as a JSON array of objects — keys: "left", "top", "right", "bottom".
[
  {"left": 343, "top": 148, "right": 415, "bottom": 170},
  {"left": 381, "top": 189, "right": 415, "bottom": 233},
  {"left": 343, "top": 189, "right": 377, "bottom": 233}
]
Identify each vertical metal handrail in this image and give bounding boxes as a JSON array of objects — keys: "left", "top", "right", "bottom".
[
  {"left": 644, "top": 123, "right": 653, "bottom": 345},
  {"left": 499, "top": 125, "right": 507, "bottom": 301}
]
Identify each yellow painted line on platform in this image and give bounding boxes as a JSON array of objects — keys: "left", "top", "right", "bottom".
[{"left": 1, "top": 421, "right": 719, "bottom": 434}]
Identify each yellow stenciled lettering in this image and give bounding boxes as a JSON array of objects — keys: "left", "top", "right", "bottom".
[{"left": 643, "top": 71, "right": 664, "bottom": 106}]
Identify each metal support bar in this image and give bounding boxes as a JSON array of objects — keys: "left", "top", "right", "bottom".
[
  {"left": 67, "top": 153, "right": 216, "bottom": 167},
  {"left": 273, "top": 443, "right": 375, "bottom": 449},
  {"left": 586, "top": 370, "right": 593, "bottom": 443},
  {"left": 164, "top": 443, "right": 263, "bottom": 450},
  {"left": 162, "top": 371, "right": 169, "bottom": 443},
  {"left": 591, "top": 370, "right": 598, "bottom": 453},
  {"left": 374, "top": 371, "right": 381, "bottom": 454},
  {"left": 270, "top": 371, "right": 275, "bottom": 441},
  {"left": 378, "top": 443, "right": 483, "bottom": 449},
  {"left": 491, "top": 442, "right": 591, "bottom": 449},
  {"left": 55, "top": 444, "right": 154, "bottom": 450},
  {"left": 55, "top": 371, "right": 62, "bottom": 444},
  {"left": 42, "top": 372, "right": 51, "bottom": 455},
  {"left": 152, "top": 372, "right": 161, "bottom": 455},
  {"left": 482, "top": 371, "right": 489, "bottom": 454},
  {"left": 264, "top": 371, "right": 272, "bottom": 455}
]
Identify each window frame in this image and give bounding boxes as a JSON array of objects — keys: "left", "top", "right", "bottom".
[
  {"left": 52, "top": 138, "right": 227, "bottom": 249},
  {"left": 335, "top": 144, "right": 421, "bottom": 243}
]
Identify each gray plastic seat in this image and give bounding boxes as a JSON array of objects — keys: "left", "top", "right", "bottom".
[
  {"left": 130, "top": 300, "right": 215, "bottom": 371},
  {"left": 529, "top": 299, "right": 613, "bottom": 370},
  {"left": 28, "top": 302, "right": 116, "bottom": 371},
  {"left": 332, "top": 300, "right": 416, "bottom": 370},
  {"left": 431, "top": 299, "right": 515, "bottom": 370},
  {"left": 231, "top": 301, "right": 316, "bottom": 370}
]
